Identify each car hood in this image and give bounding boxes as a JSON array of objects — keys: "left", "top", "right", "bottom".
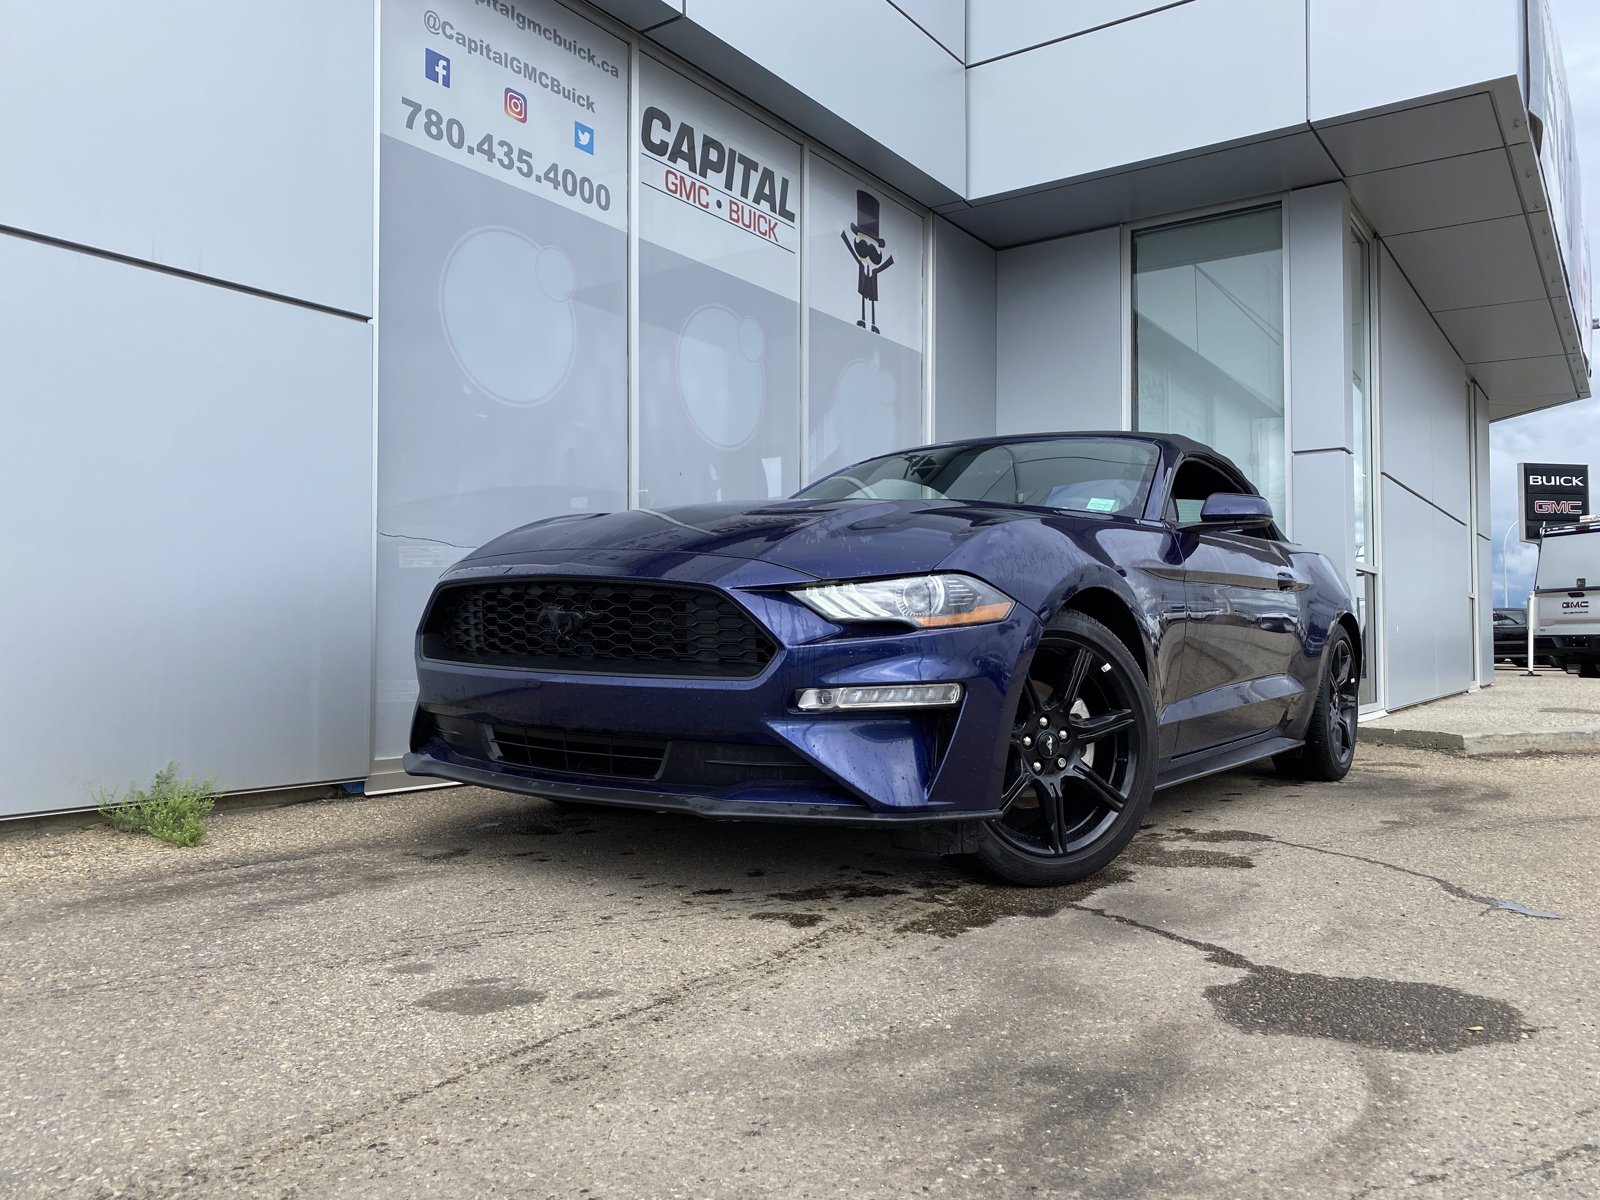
[{"left": 465, "top": 498, "right": 1042, "bottom": 579}]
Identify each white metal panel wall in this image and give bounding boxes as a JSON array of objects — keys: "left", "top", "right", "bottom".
[
  {"left": 1474, "top": 389, "right": 1494, "bottom": 684},
  {"left": 1379, "top": 482, "right": 1471, "bottom": 708},
  {"left": 0, "top": 236, "right": 375, "bottom": 817},
  {"left": 1285, "top": 185, "right": 1357, "bottom": 578},
  {"left": 967, "top": 0, "right": 1306, "bottom": 199},
  {"left": 895, "top": 0, "right": 965, "bottom": 59},
  {"left": 1381, "top": 482, "right": 1437, "bottom": 707},
  {"left": 1437, "top": 505, "right": 1476, "bottom": 697},
  {"left": 995, "top": 228, "right": 1123, "bottom": 434},
  {"left": 0, "top": 1, "right": 375, "bottom": 315},
  {"left": 1292, "top": 452, "right": 1357, "bottom": 573},
  {"left": 1287, "top": 187, "right": 1353, "bottom": 454},
  {"left": 669, "top": 0, "right": 966, "bottom": 194},
  {"left": 1376, "top": 247, "right": 1476, "bottom": 707},
  {"left": 1378, "top": 248, "right": 1471, "bottom": 522},
  {"left": 1308, "top": 0, "right": 1523, "bottom": 123},
  {"left": 968, "top": 0, "right": 1200, "bottom": 63},
  {"left": 932, "top": 219, "right": 999, "bottom": 441}
]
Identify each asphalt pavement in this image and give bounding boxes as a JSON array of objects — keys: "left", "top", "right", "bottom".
[{"left": 1, "top": 744, "right": 1597, "bottom": 1199}]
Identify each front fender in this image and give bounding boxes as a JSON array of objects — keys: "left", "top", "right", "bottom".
[{"left": 933, "top": 517, "right": 1179, "bottom": 692}]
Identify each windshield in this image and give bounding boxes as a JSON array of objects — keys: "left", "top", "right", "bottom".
[{"left": 795, "top": 438, "right": 1159, "bottom": 516}]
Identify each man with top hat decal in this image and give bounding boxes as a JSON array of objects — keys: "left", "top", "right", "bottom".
[{"left": 842, "top": 189, "right": 894, "bottom": 334}]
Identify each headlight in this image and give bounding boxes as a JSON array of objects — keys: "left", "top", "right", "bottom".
[{"left": 791, "top": 574, "right": 1015, "bottom": 629}]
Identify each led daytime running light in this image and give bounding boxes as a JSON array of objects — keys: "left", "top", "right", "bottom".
[{"left": 795, "top": 683, "right": 964, "bottom": 711}]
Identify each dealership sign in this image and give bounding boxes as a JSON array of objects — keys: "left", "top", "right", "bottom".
[{"left": 1520, "top": 461, "right": 1591, "bottom": 540}]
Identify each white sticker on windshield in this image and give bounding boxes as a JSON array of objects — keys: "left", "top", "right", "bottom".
[{"left": 1086, "top": 498, "right": 1118, "bottom": 513}]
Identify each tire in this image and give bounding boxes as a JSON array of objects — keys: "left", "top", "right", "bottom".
[
  {"left": 967, "top": 611, "right": 1157, "bottom": 887},
  {"left": 1581, "top": 661, "right": 1600, "bottom": 680},
  {"left": 1273, "top": 626, "right": 1358, "bottom": 782},
  {"left": 1550, "top": 657, "right": 1568, "bottom": 673}
]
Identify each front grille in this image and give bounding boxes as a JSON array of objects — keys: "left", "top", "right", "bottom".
[
  {"left": 486, "top": 723, "right": 835, "bottom": 791},
  {"left": 491, "top": 726, "right": 667, "bottom": 780},
  {"left": 423, "top": 579, "right": 777, "bottom": 678}
]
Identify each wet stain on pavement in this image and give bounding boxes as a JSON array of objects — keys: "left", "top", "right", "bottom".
[
  {"left": 895, "top": 867, "right": 1134, "bottom": 938},
  {"left": 691, "top": 888, "right": 734, "bottom": 896},
  {"left": 749, "top": 911, "right": 825, "bottom": 929},
  {"left": 1120, "top": 839, "right": 1255, "bottom": 870},
  {"left": 1205, "top": 967, "right": 1530, "bottom": 1053},
  {"left": 768, "top": 883, "right": 908, "bottom": 903},
  {"left": 1078, "top": 906, "right": 1532, "bottom": 1053},
  {"left": 1169, "top": 828, "right": 1273, "bottom": 843},
  {"left": 410, "top": 847, "right": 471, "bottom": 863},
  {"left": 413, "top": 985, "right": 547, "bottom": 1016}
]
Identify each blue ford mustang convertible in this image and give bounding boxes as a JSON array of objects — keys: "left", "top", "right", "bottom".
[{"left": 405, "top": 433, "right": 1360, "bottom": 885}]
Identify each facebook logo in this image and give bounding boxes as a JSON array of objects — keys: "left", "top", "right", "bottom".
[
  {"left": 573, "top": 122, "right": 595, "bottom": 154},
  {"left": 425, "top": 49, "right": 451, "bottom": 87}
]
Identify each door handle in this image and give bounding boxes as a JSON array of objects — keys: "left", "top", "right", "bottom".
[{"left": 1276, "top": 572, "right": 1297, "bottom": 591}]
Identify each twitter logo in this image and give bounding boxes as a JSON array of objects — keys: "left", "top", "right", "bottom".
[{"left": 573, "top": 122, "right": 595, "bottom": 155}]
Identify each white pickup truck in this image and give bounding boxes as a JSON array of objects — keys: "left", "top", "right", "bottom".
[{"left": 1533, "top": 516, "right": 1600, "bottom": 678}]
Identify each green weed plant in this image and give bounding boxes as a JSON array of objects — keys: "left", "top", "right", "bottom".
[{"left": 97, "top": 764, "right": 218, "bottom": 848}]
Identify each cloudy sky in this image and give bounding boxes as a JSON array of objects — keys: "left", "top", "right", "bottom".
[{"left": 1490, "top": 0, "right": 1600, "bottom": 606}]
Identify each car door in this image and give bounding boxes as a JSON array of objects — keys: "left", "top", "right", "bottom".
[
  {"left": 1163, "top": 458, "right": 1307, "bottom": 755},
  {"left": 1492, "top": 610, "right": 1523, "bottom": 659}
]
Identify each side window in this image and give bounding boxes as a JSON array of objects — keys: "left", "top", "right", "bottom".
[
  {"left": 1164, "top": 460, "right": 1238, "bottom": 525},
  {"left": 1165, "top": 458, "right": 1277, "bottom": 540}
]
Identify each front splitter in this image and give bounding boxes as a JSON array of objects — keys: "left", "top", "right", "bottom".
[{"left": 401, "top": 751, "right": 1002, "bottom": 827}]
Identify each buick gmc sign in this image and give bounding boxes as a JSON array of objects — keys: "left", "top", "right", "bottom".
[{"left": 1520, "top": 461, "right": 1591, "bottom": 540}]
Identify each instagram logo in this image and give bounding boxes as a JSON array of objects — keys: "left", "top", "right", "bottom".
[{"left": 504, "top": 88, "right": 528, "bottom": 122}]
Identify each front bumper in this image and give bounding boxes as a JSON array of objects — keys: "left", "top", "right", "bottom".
[{"left": 406, "top": 551, "right": 1040, "bottom": 822}]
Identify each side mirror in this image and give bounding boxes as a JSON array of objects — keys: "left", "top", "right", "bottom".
[{"left": 1199, "top": 492, "right": 1274, "bottom": 528}]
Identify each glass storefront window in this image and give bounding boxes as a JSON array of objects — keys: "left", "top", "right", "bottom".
[
  {"left": 635, "top": 60, "right": 802, "bottom": 508},
  {"left": 804, "top": 155, "right": 925, "bottom": 481},
  {"left": 1133, "top": 207, "right": 1285, "bottom": 517}
]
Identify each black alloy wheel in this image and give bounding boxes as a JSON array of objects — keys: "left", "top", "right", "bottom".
[
  {"left": 971, "top": 611, "right": 1156, "bottom": 886},
  {"left": 1274, "top": 625, "right": 1359, "bottom": 781}
]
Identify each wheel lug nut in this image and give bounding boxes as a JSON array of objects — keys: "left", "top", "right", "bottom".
[
  {"left": 1056, "top": 757, "right": 1067, "bottom": 769},
  {"left": 1022, "top": 736, "right": 1032, "bottom": 747},
  {"left": 1031, "top": 761, "right": 1042, "bottom": 772},
  {"left": 1038, "top": 717, "right": 1049, "bottom": 728}
]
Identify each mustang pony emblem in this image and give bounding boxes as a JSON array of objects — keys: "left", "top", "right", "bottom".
[{"left": 534, "top": 605, "right": 595, "bottom": 643}]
